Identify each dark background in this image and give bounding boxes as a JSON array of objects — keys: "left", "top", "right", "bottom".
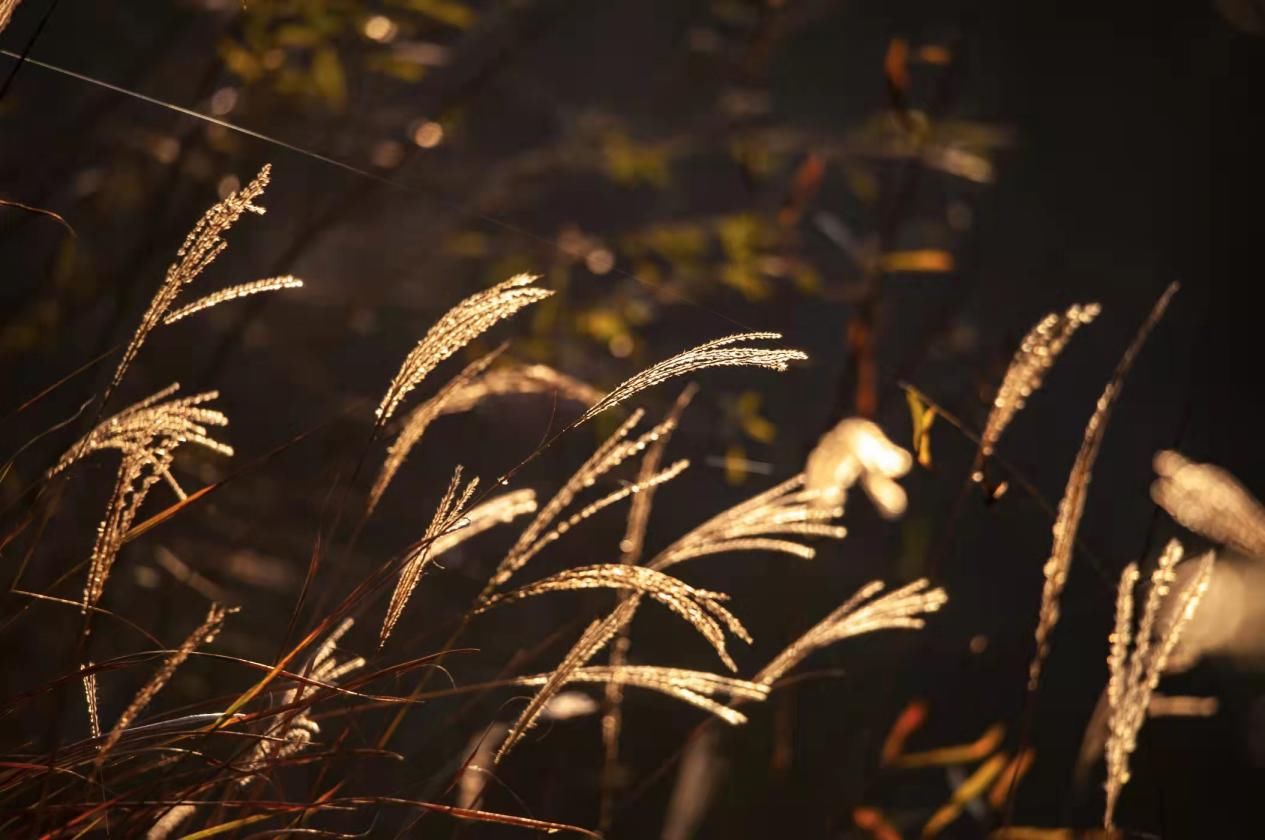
[{"left": 2, "top": 0, "right": 1264, "bottom": 836}]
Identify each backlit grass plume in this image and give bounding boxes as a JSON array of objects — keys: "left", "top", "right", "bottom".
[
  {"left": 649, "top": 473, "right": 846, "bottom": 571},
  {"left": 374, "top": 273, "right": 553, "bottom": 425},
  {"left": 482, "top": 408, "right": 687, "bottom": 596},
  {"left": 108, "top": 166, "right": 278, "bottom": 396},
  {"left": 0, "top": 0, "right": 22, "bottom": 34},
  {"left": 368, "top": 350, "right": 599, "bottom": 514},
  {"left": 380, "top": 466, "right": 479, "bottom": 647},
  {"left": 1151, "top": 450, "right": 1265, "bottom": 558},
  {"left": 55, "top": 385, "right": 234, "bottom": 611},
  {"left": 161, "top": 275, "right": 303, "bottom": 325},
  {"left": 576, "top": 332, "right": 806, "bottom": 426},
  {"left": 98, "top": 603, "right": 234, "bottom": 764},
  {"left": 1028, "top": 284, "right": 1176, "bottom": 692},
  {"left": 82, "top": 663, "right": 100, "bottom": 740},
  {"left": 479, "top": 564, "right": 751, "bottom": 671},
  {"left": 978, "top": 302, "right": 1100, "bottom": 465},
  {"left": 427, "top": 489, "right": 538, "bottom": 559},
  {"left": 50, "top": 383, "right": 233, "bottom": 480},
  {"left": 1103, "top": 541, "right": 1212, "bottom": 829},
  {"left": 755, "top": 579, "right": 947, "bottom": 686},
  {"left": 513, "top": 666, "right": 769, "bottom": 726},
  {"left": 369, "top": 347, "right": 505, "bottom": 514},
  {"left": 496, "top": 599, "right": 638, "bottom": 763}
]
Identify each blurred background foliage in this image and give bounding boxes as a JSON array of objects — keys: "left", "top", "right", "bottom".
[{"left": 1, "top": 0, "right": 1012, "bottom": 482}]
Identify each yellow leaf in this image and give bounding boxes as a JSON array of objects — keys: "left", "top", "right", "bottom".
[
  {"left": 724, "top": 444, "right": 749, "bottom": 486},
  {"left": 890, "top": 723, "right": 1004, "bottom": 768},
  {"left": 922, "top": 752, "right": 1008, "bottom": 837},
  {"left": 218, "top": 40, "right": 262, "bottom": 82},
  {"left": 737, "top": 391, "right": 776, "bottom": 444},
  {"left": 880, "top": 249, "right": 954, "bottom": 273},
  {"left": 906, "top": 390, "right": 936, "bottom": 468},
  {"left": 395, "top": 0, "right": 477, "bottom": 29}
]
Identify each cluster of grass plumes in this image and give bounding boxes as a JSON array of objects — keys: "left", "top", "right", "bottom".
[
  {"left": 0, "top": 167, "right": 948, "bottom": 840},
  {"left": 2, "top": 166, "right": 1219, "bottom": 840}
]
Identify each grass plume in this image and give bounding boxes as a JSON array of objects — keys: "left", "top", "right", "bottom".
[
  {"left": 649, "top": 473, "right": 846, "bottom": 571},
  {"left": 514, "top": 665, "right": 769, "bottom": 726},
  {"left": 107, "top": 165, "right": 273, "bottom": 397},
  {"left": 380, "top": 466, "right": 479, "bottom": 647},
  {"left": 160, "top": 274, "right": 303, "bottom": 325},
  {"left": 978, "top": 302, "right": 1100, "bottom": 464},
  {"left": 1028, "top": 283, "right": 1177, "bottom": 692},
  {"left": 755, "top": 579, "right": 947, "bottom": 686},
  {"left": 1103, "top": 541, "right": 1213, "bottom": 829},
  {"left": 479, "top": 563, "right": 751, "bottom": 671},
  {"left": 374, "top": 273, "right": 552, "bottom": 425},
  {"left": 56, "top": 385, "right": 233, "bottom": 611},
  {"left": 482, "top": 408, "right": 685, "bottom": 596},
  {"left": 576, "top": 332, "right": 806, "bottom": 426}
]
